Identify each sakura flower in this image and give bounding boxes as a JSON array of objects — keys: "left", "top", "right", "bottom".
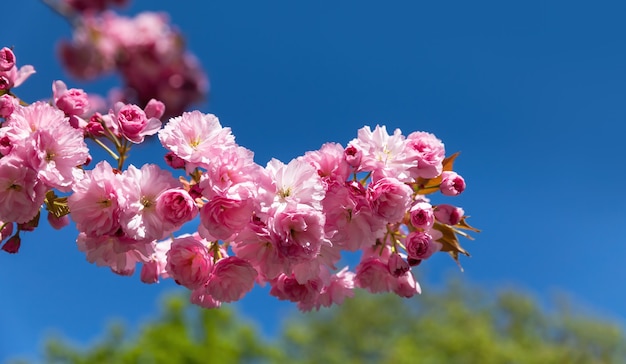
[
  {"left": 404, "top": 231, "right": 441, "bottom": 261},
  {"left": 316, "top": 267, "right": 355, "bottom": 309},
  {"left": 68, "top": 160, "right": 126, "bottom": 237},
  {"left": 0, "top": 47, "right": 15, "bottom": 71},
  {"left": 155, "top": 188, "right": 198, "bottom": 234},
  {"left": 367, "top": 177, "right": 413, "bottom": 224},
  {"left": 53, "top": 80, "right": 90, "bottom": 116},
  {"left": 348, "top": 125, "right": 411, "bottom": 181},
  {"left": 264, "top": 158, "right": 325, "bottom": 212},
  {"left": 113, "top": 103, "right": 162, "bottom": 143},
  {"left": 0, "top": 155, "right": 46, "bottom": 224},
  {"left": 120, "top": 164, "right": 178, "bottom": 241},
  {"left": 76, "top": 233, "right": 151, "bottom": 276},
  {"left": 269, "top": 203, "right": 328, "bottom": 265},
  {"left": 354, "top": 256, "right": 395, "bottom": 294},
  {"left": 302, "top": 142, "right": 351, "bottom": 183},
  {"left": 159, "top": 111, "right": 235, "bottom": 171},
  {"left": 166, "top": 235, "right": 213, "bottom": 289},
  {"left": 206, "top": 257, "right": 258, "bottom": 302},
  {"left": 190, "top": 287, "right": 221, "bottom": 309},
  {"left": 403, "top": 131, "right": 445, "bottom": 179},
  {"left": 0, "top": 94, "right": 18, "bottom": 119}
]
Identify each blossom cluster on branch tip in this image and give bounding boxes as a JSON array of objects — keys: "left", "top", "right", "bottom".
[{"left": 0, "top": 1, "right": 478, "bottom": 312}]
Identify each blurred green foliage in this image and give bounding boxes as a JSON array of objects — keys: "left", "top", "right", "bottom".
[{"left": 18, "top": 281, "right": 626, "bottom": 364}]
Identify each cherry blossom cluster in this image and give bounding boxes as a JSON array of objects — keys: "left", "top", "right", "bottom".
[
  {"left": 57, "top": 4, "right": 206, "bottom": 118},
  {"left": 0, "top": 32, "right": 477, "bottom": 311}
]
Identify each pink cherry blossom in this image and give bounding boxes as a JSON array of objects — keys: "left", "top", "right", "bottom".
[
  {"left": 403, "top": 131, "right": 445, "bottom": 179},
  {"left": 158, "top": 111, "right": 235, "bottom": 171},
  {"left": 76, "top": 233, "right": 151, "bottom": 276},
  {"left": 354, "top": 256, "right": 395, "bottom": 294},
  {"left": 206, "top": 256, "right": 258, "bottom": 302},
  {"left": 53, "top": 80, "right": 90, "bottom": 116},
  {"left": 348, "top": 125, "right": 411, "bottom": 181},
  {"left": 367, "top": 177, "right": 413, "bottom": 223},
  {"left": 155, "top": 188, "right": 198, "bottom": 234},
  {"left": 200, "top": 195, "right": 255, "bottom": 241},
  {"left": 316, "top": 267, "right": 355, "bottom": 309},
  {"left": 302, "top": 142, "right": 351, "bottom": 183},
  {"left": 68, "top": 160, "right": 125, "bottom": 237},
  {"left": 269, "top": 203, "right": 328, "bottom": 265},
  {"left": 166, "top": 235, "right": 213, "bottom": 289},
  {"left": 113, "top": 103, "right": 162, "bottom": 143},
  {"left": 264, "top": 158, "right": 325, "bottom": 212},
  {"left": 120, "top": 164, "right": 178, "bottom": 241},
  {"left": 0, "top": 155, "right": 46, "bottom": 224},
  {"left": 393, "top": 271, "right": 421, "bottom": 298}
]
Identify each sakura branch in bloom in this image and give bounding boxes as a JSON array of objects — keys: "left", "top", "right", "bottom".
[{"left": 0, "top": 1, "right": 478, "bottom": 312}]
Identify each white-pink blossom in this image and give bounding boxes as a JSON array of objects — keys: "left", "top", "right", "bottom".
[
  {"left": 120, "top": 164, "right": 177, "bottom": 241},
  {"left": 158, "top": 111, "right": 235, "bottom": 171}
]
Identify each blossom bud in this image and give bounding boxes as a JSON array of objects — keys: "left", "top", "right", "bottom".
[
  {"left": 144, "top": 99, "right": 166, "bottom": 119},
  {"left": 48, "top": 213, "right": 70, "bottom": 230},
  {"left": 0, "top": 94, "right": 17, "bottom": 118},
  {"left": 140, "top": 261, "right": 160, "bottom": 284},
  {"left": 164, "top": 151, "right": 186, "bottom": 169},
  {"left": 409, "top": 201, "right": 434, "bottom": 229},
  {"left": 439, "top": 171, "right": 466, "bottom": 196},
  {"left": 434, "top": 204, "right": 464, "bottom": 226},
  {"left": 1, "top": 234, "right": 21, "bottom": 254},
  {"left": 0, "top": 47, "right": 15, "bottom": 71},
  {"left": 405, "top": 231, "right": 440, "bottom": 260},
  {"left": 344, "top": 145, "right": 362, "bottom": 168}
]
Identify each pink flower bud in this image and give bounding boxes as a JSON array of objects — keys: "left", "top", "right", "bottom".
[
  {"left": 0, "top": 94, "right": 17, "bottom": 118},
  {"left": 48, "top": 213, "right": 70, "bottom": 230},
  {"left": 409, "top": 201, "right": 434, "bottom": 229},
  {"left": 140, "top": 261, "right": 160, "bottom": 284},
  {"left": 144, "top": 99, "right": 166, "bottom": 119},
  {"left": 405, "top": 231, "right": 440, "bottom": 260},
  {"left": 344, "top": 145, "right": 362, "bottom": 168},
  {"left": 206, "top": 257, "right": 258, "bottom": 302},
  {"left": 164, "top": 151, "right": 186, "bottom": 169},
  {"left": 2, "top": 234, "right": 21, "bottom": 254},
  {"left": 0, "top": 48, "right": 15, "bottom": 71},
  {"left": 434, "top": 204, "right": 464, "bottom": 226},
  {"left": 440, "top": 171, "right": 466, "bottom": 196},
  {"left": 166, "top": 235, "right": 213, "bottom": 289}
]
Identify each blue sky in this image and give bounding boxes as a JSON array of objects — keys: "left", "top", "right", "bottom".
[{"left": 2, "top": 0, "right": 626, "bottom": 361}]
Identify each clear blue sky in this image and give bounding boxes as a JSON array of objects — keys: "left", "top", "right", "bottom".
[{"left": 2, "top": 0, "right": 626, "bottom": 361}]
